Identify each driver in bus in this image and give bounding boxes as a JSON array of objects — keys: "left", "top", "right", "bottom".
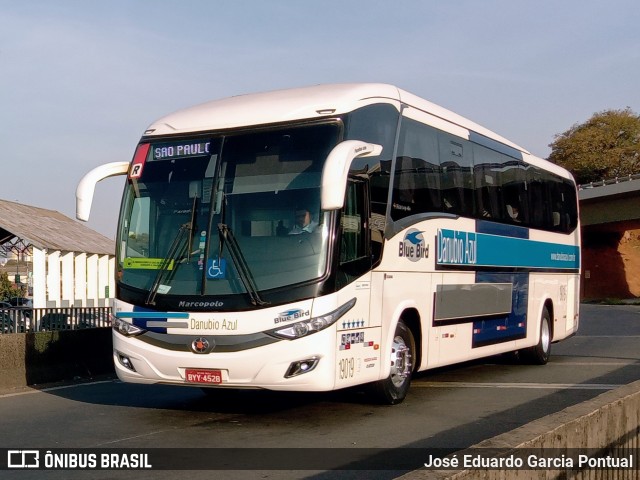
[{"left": 289, "top": 208, "right": 318, "bottom": 234}]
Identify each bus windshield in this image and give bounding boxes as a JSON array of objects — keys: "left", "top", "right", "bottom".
[{"left": 117, "top": 122, "right": 341, "bottom": 302}]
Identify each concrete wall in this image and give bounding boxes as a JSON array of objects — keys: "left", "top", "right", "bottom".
[
  {"left": 402, "top": 380, "right": 640, "bottom": 480},
  {"left": 0, "top": 329, "right": 114, "bottom": 389}
]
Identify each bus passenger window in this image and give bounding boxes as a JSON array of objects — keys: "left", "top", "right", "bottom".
[{"left": 392, "top": 117, "right": 441, "bottom": 220}]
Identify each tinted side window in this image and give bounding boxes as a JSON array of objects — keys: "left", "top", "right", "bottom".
[
  {"left": 558, "top": 180, "right": 579, "bottom": 232},
  {"left": 473, "top": 144, "right": 505, "bottom": 221},
  {"left": 526, "top": 167, "right": 578, "bottom": 233},
  {"left": 500, "top": 160, "right": 529, "bottom": 225},
  {"left": 345, "top": 104, "right": 398, "bottom": 171},
  {"left": 474, "top": 144, "right": 577, "bottom": 233},
  {"left": 439, "top": 132, "right": 474, "bottom": 217},
  {"left": 528, "top": 167, "right": 555, "bottom": 230},
  {"left": 344, "top": 103, "right": 399, "bottom": 228},
  {"left": 548, "top": 174, "right": 579, "bottom": 233},
  {"left": 345, "top": 104, "right": 578, "bottom": 234},
  {"left": 391, "top": 118, "right": 441, "bottom": 220}
]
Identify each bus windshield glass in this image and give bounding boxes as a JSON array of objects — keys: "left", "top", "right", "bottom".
[{"left": 117, "top": 122, "right": 340, "bottom": 300}]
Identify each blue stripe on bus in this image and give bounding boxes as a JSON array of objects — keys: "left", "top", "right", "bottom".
[
  {"left": 473, "top": 272, "right": 528, "bottom": 348},
  {"left": 116, "top": 307, "right": 189, "bottom": 333},
  {"left": 116, "top": 312, "right": 190, "bottom": 319},
  {"left": 476, "top": 219, "right": 529, "bottom": 239},
  {"left": 436, "top": 228, "right": 579, "bottom": 270}
]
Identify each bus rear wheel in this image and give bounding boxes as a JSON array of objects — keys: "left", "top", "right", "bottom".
[
  {"left": 520, "top": 306, "right": 551, "bottom": 365},
  {"left": 370, "top": 320, "right": 415, "bottom": 405}
]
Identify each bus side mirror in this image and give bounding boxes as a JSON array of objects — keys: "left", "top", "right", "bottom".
[
  {"left": 76, "top": 161, "right": 130, "bottom": 221},
  {"left": 321, "top": 141, "right": 382, "bottom": 210}
]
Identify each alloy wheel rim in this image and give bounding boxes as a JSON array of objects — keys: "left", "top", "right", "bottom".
[{"left": 389, "top": 334, "right": 412, "bottom": 388}]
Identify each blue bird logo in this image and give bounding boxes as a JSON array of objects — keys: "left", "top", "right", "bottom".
[{"left": 405, "top": 230, "right": 424, "bottom": 245}]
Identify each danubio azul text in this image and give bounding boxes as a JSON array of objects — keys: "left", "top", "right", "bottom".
[{"left": 437, "top": 230, "right": 477, "bottom": 265}]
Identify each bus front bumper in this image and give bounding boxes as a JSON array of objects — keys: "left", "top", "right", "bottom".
[{"left": 112, "top": 328, "right": 337, "bottom": 392}]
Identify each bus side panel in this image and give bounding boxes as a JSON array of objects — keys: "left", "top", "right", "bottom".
[
  {"left": 432, "top": 271, "right": 477, "bottom": 367},
  {"left": 377, "top": 272, "right": 434, "bottom": 379},
  {"left": 429, "top": 270, "right": 527, "bottom": 369},
  {"left": 472, "top": 272, "right": 528, "bottom": 348},
  {"left": 520, "top": 271, "right": 575, "bottom": 352}
]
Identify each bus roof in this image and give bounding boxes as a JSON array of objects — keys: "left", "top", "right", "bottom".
[{"left": 144, "top": 83, "right": 528, "bottom": 155}]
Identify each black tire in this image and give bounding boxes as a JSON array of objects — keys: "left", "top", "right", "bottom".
[
  {"left": 370, "top": 320, "right": 415, "bottom": 405},
  {"left": 521, "top": 306, "right": 551, "bottom": 365}
]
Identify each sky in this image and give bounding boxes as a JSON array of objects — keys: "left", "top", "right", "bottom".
[{"left": 1, "top": 0, "right": 639, "bottom": 239}]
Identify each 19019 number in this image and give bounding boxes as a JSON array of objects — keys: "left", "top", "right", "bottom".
[{"left": 339, "top": 358, "right": 355, "bottom": 379}]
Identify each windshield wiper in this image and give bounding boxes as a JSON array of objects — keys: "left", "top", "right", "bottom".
[
  {"left": 217, "top": 223, "right": 268, "bottom": 306},
  {"left": 146, "top": 197, "right": 199, "bottom": 305},
  {"left": 145, "top": 223, "right": 189, "bottom": 305}
]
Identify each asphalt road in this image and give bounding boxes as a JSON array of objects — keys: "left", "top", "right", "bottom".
[{"left": 1, "top": 303, "right": 639, "bottom": 480}]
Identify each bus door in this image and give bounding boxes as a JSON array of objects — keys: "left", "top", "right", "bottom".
[{"left": 335, "top": 178, "right": 378, "bottom": 386}]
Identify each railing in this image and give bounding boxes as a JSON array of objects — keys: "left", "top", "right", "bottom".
[
  {"left": 0, "top": 306, "right": 112, "bottom": 334},
  {"left": 579, "top": 173, "right": 640, "bottom": 190}
]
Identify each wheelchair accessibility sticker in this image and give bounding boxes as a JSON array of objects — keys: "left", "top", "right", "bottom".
[{"left": 206, "top": 258, "right": 227, "bottom": 279}]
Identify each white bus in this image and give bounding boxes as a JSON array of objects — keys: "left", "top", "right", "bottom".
[{"left": 77, "top": 84, "right": 580, "bottom": 404}]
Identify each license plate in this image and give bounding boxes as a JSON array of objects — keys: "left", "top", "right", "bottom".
[{"left": 185, "top": 369, "right": 223, "bottom": 384}]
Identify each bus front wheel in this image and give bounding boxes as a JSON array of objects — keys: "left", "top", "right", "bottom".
[
  {"left": 520, "top": 306, "right": 551, "bottom": 365},
  {"left": 370, "top": 320, "right": 415, "bottom": 405}
]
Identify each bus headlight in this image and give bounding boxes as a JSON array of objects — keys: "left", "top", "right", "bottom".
[
  {"left": 267, "top": 298, "right": 356, "bottom": 340},
  {"left": 113, "top": 317, "right": 146, "bottom": 337},
  {"left": 116, "top": 352, "right": 137, "bottom": 371},
  {"left": 285, "top": 357, "right": 320, "bottom": 378}
]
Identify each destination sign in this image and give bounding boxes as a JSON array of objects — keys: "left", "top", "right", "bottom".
[{"left": 152, "top": 141, "right": 211, "bottom": 161}]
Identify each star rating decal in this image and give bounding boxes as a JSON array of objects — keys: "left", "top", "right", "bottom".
[{"left": 342, "top": 319, "right": 366, "bottom": 329}]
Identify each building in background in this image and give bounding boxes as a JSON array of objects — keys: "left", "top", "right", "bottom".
[{"left": 0, "top": 199, "right": 114, "bottom": 308}]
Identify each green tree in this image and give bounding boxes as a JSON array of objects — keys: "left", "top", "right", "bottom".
[
  {"left": 548, "top": 108, "right": 640, "bottom": 184},
  {"left": 0, "top": 272, "right": 24, "bottom": 301}
]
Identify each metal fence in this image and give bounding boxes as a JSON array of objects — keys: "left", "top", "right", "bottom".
[
  {"left": 0, "top": 306, "right": 112, "bottom": 334},
  {"left": 579, "top": 173, "right": 640, "bottom": 190}
]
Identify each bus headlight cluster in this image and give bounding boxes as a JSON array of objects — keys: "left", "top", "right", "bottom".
[
  {"left": 113, "top": 317, "right": 146, "bottom": 337},
  {"left": 267, "top": 298, "right": 356, "bottom": 340}
]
